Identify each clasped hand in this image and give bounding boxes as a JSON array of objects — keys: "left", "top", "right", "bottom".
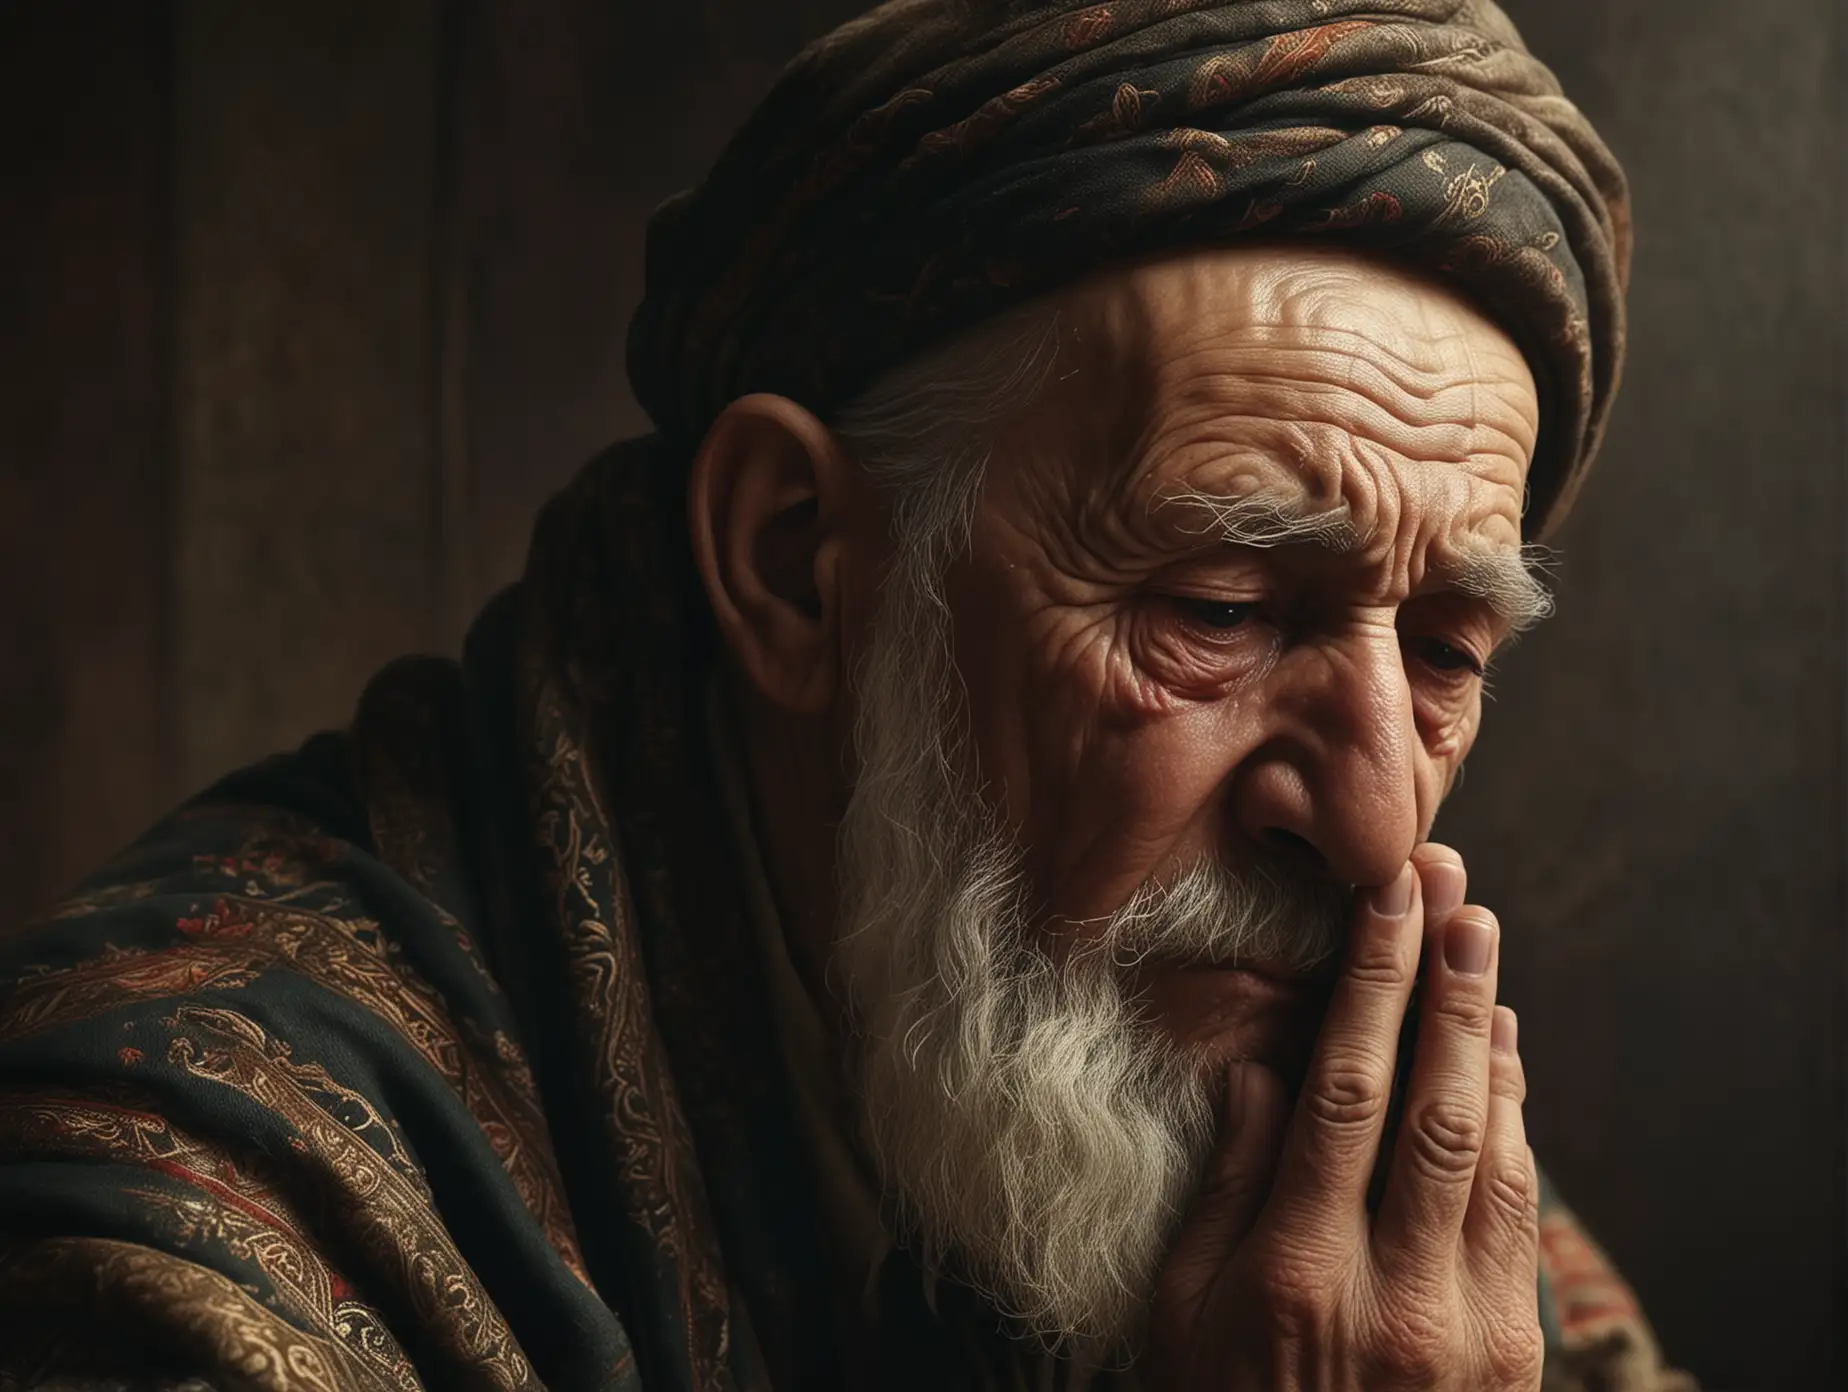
[{"left": 1146, "top": 846, "right": 1542, "bottom": 1391}]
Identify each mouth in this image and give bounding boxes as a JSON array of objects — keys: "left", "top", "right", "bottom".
[
  {"left": 1130, "top": 961, "right": 1329, "bottom": 1070},
  {"left": 1163, "top": 961, "right": 1321, "bottom": 1008},
  {"left": 1171, "top": 952, "right": 1338, "bottom": 993}
]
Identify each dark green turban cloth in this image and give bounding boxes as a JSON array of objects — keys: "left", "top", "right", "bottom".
[{"left": 629, "top": 0, "right": 1630, "bottom": 537}]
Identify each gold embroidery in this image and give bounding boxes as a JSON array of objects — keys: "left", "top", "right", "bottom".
[
  {"left": 1440, "top": 161, "right": 1507, "bottom": 224},
  {"left": 0, "top": 1082, "right": 419, "bottom": 1389},
  {"left": 165, "top": 1004, "right": 539, "bottom": 1391},
  {"left": 0, "top": 896, "right": 588, "bottom": 1285},
  {"left": 0, "top": 1085, "right": 322, "bottom": 1223},
  {"left": 130, "top": 1183, "right": 423, "bottom": 1392},
  {"left": 0, "top": 1236, "right": 399, "bottom": 1392},
  {"left": 522, "top": 658, "right": 736, "bottom": 1389}
]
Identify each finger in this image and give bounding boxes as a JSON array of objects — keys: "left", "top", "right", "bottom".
[
  {"left": 1154, "top": 1062, "right": 1291, "bottom": 1329},
  {"left": 1412, "top": 843, "right": 1467, "bottom": 928},
  {"left": 1268, "top": 863, "right": 1422, "bottom": 1240},
  {"left": 1463, "top": 1007, "right": 1540, "bottom": 1280},
  {"left": 1373, "top": 904, "right": 1500, "bottom": 1277}
]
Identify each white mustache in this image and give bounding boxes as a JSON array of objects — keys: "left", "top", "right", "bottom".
[{"left": 1080, "top": 856, "right": 1352, "bottom": 977}]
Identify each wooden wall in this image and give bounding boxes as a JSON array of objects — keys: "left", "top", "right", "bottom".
[
  {"left": 172, "top": 0, "right": 445, "bottom": 789},
  {"left": 1, "top": 3, "right": 1841, "bottom": 1386},
  {"left": 1, "top": 2, "right": 174, "bottom": 926}
]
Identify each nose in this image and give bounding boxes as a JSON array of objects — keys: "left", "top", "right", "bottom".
[{"left": 1233, "top": 631, "right": 1421, "bottom": 889}]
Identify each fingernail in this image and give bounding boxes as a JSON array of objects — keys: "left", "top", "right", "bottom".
[
  {"left": 1445, "top": 912, "right": 1496, "bottom": 976},
  {"left": 1372, "top": 865, "right": 1414, "bottom": 918},
  {"left": 1421, "top": 860, "right": 1467, "bottom": 922},
  {"left": 1492, "top": 1006, "right": 1519, "bottom": 1055}
]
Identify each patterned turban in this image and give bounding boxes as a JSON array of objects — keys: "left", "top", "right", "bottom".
[{"left": 628, "top": 0, "right": 1631, "bottom": 537}]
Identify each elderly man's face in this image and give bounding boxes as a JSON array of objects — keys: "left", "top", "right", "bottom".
[
  {"left": 943, "top": 247, "right": 1541, "bottom": 1072},
  {"left": 691, "top": 243, "right": 1544, "bottom": 1346}
]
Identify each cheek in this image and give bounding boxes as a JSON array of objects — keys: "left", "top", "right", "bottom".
[
  {"left": 1414, "top": 683, "right": 1482, "bottom": 770},
  {"left": 1029, "top": 701, "right": 1268, "bottom": 918},
  {"left": 948, "top": 570, "right": 1274, "bottom": 918},
  {"left": 947, "top": 579, "right": 1125, "bottom": 835},
  {"left": 1402, "top": 683, "right": 1480, "bottom": 835}
]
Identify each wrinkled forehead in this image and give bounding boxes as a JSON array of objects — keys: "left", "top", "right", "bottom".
[{"left": 1037, "top": 245, "right": 1542, "bottom": 541}]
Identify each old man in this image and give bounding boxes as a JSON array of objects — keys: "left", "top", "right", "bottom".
[{"left": 0, "top": 2, "right": 1689, "bottom": 1389}]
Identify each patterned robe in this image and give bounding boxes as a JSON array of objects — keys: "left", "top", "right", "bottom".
[{"left": 0, "top": 451, "right": 1691, "bottom": 1391}]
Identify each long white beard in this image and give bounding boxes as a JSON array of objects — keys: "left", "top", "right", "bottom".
[{"left": 833, "top": 545, "right": 1348, "bottom": 1354}]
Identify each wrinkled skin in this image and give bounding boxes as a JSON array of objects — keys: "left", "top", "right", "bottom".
[{"left": 689, "top": 244, "right": 1546, "bottom": 1389}]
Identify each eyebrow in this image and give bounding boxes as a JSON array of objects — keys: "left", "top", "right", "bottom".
[{"left": 1155, "top": 490, "right": 1555, "bottom": 632}]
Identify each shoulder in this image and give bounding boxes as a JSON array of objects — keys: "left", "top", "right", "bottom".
[
  {"left": 1, "top": 732, "right": 382, "bottom": 1038},
  {"left": 0, "top": 724, "right": 631, "bottom": 1390}
]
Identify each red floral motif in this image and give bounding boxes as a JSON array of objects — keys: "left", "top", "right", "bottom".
[
  {"left": 1251, "top": 21, "right": 1373, "bottom": 89},
  {"left": 1075, "top": 81, "right": 1163, "bottom": 142},
  {"left": 1190, "top": 21, "right": 1374, "bottom": 112},
  {"left": 909, "top": 75, "right": 1061, "bottom": 168},
  {"left": 118, "top": 1047, "right": 143, "bottom": 1066},
  {"left": 1113, "top": 83, "right": 1156, "bottom": 131},
  {"left": 175, "top": 899, "right": 255, "bottom": 940},
  {"left": 1308, "top": 189, "right": 1403, "bottom": 231},
  {"left": 1147, "top": 149, "right": 1225, "bottom": 208},
  {"left": 1063, "top": 5, "right": 1117, "bottom": 50},
  {"left": 190, "top": 847, "right": 311, "bottom": 885}
]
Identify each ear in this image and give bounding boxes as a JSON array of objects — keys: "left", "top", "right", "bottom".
[{"left": 688, "top": 393, "right": 857, "bottom": 717}]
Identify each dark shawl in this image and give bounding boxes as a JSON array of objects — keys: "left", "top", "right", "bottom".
[{"left": 630, "top": 0, "right": 1629, "bottom": 538}]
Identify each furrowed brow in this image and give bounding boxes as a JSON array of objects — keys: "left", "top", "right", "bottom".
[
  {"left": 1155, "top": 490, "right": 1361, "bottom": 553},
  {"left": 1157, "top": 489, "right": 1556, "bottom": 632}
]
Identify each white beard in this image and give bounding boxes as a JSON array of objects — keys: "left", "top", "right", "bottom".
[{"left": 832, "top": 545, "right": 1349, "bottom": 1354}]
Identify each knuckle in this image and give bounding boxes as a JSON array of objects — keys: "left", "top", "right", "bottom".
[
  {"left": 1304, "top": 1056, "right": 1390, "bottom": 1131},
  {"left": 1483, "top": 1313, "right": 1546, "bottom": 1386},
  {"left": 1346, "top": 932, "right": 1413, "bottom": 989},
  {"left": 1430, "top": 986, "right": 1496, "bottom": 1034},
  {"left": 1405, "top": 1098, "right": 1486, "bottom": 1180},
  {"left": 1252, "top": 1247, "right": 1337, "bottom": 1329},
  {"left": 1372, "top": 1306, "right": 1450, "bottom": 1385},
  {"left": 1490, "top": 1052, "right": 1528, "bottom": 1104},
  {"left": 1480, "top": 1155, "right": 1535, "bottom": 1219}
]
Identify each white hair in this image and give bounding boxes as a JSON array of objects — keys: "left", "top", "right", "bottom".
[
  {"left": 830, "top": 306, "right": 1063, "bottom": 572},
  {"left": 826, "top": 316, "right": 1347, "bottom": 1354}
]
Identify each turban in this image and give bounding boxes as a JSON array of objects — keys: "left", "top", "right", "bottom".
[{"left": 628, "top": 0, "right": 1630, "bottom": 537}]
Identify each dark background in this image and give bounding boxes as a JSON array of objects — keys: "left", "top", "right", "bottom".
[{"left": 2, "top": 3, "right": 1842, "bottom": 1387}]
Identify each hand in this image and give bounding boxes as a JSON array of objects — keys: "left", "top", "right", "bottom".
[{"left": 1146, "top": 845, "right": 1541, "bottom": 1390}]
